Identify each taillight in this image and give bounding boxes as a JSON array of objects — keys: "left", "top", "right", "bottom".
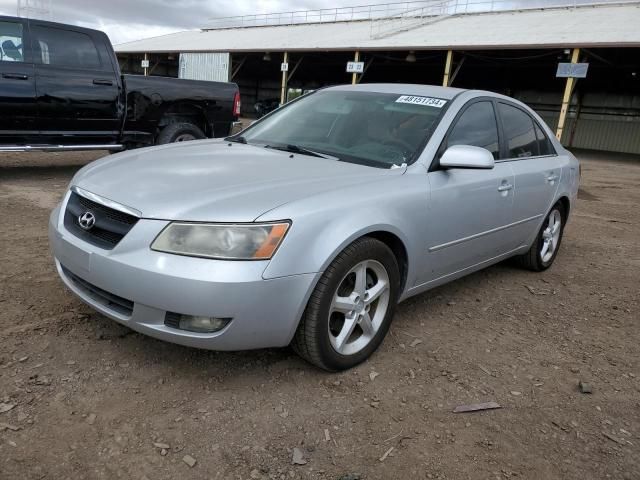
[{"left": 233, "top": 91, "right": 241, "bottom": 117}]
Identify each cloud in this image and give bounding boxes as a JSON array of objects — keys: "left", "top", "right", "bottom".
[{"left": 0, "top": 0, "right": 369, "bottom": 43}]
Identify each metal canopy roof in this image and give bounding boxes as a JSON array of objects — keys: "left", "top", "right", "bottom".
[{"left": 114, "top": 2, "right": 640, "bottom": 53}]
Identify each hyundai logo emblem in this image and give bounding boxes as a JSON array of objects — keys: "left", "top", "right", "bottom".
[{"left": 78, "top": 211, "right": 96, "bottom": 230}]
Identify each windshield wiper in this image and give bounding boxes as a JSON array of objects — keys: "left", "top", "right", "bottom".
[
  {"left": 264, "top": 143, "right": 337, "bottom": 160},
  {"left": 225, "top": 135, "right": 247, "bottom": 144}
]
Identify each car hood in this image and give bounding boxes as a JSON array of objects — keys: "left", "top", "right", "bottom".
[{"left": 72, "top": 140, "right": 402, "bottom": 222}]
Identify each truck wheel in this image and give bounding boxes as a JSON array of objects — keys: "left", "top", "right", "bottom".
[{"left": 157, "top": 122, "right": 205, "bottom": 144}]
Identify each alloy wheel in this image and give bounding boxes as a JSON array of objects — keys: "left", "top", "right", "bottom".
[
  {"left": 328, "top": 260, "right": 391, "bottom": 356},
  {"left": 541, "top": 208, "right": 562, "bottom": 263}
]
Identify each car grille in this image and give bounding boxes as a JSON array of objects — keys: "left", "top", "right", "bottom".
[
  {"left": 61, "top": 265, "right": 134, "bottom": 317},
  {"left": 64, "top": 192, "right": 139, "bottom": 249}
]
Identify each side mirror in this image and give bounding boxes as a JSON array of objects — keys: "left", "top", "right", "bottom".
[{"left": 440, "top": 145, "right": 495, "bottom": 169}]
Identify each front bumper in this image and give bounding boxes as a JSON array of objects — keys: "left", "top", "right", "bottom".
[{"left": 48, "top": 203, "right": 319, "bottom": 350}]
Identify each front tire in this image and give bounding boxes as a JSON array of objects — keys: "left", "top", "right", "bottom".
[
  {"left": 292, "top": 237, "right": 400, "bottom": 371},
  {"left": 516, "top": 202, "right": 566, "bottom": 271}
]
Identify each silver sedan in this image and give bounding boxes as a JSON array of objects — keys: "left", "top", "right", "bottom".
[{"left": 49, "top": 84, "right": 580, "bottom": 371}]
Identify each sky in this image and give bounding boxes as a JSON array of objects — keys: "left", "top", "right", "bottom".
[{"left": 0, "top": 0, "right": 373, "bottom": 44}]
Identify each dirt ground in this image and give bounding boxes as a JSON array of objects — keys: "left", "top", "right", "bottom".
[{"left": 0, "top": 149, "right": 638, "bottom": 480}]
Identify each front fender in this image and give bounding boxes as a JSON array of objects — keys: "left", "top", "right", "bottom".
[{"left": 257, "top": 174, "right": 429, "bottom": 298}]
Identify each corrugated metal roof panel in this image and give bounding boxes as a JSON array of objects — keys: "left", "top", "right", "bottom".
[{"left": 115, "top": 4, "right": 640, "bottom": 53}]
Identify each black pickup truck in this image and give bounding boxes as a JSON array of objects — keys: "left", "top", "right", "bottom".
[{"left": 0, "top": 15, "right": 240, "bottom": 151}]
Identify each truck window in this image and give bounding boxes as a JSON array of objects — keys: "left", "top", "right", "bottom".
[
  {"left": 0, "top": 20, "right": 24, "bottom": 62},
  {"left": 31, "top": 25, "right": 101, "bottom": 69}
]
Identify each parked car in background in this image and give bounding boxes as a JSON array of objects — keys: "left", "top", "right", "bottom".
[
  {"left": 254, "top": 98, "right": 280, "bottom": 118},
  {"left": 0, "top": 15, "right": 240, "bottom": 152},
  {"left": 49, "top": 84, "right": 579, "bottom": 370}
]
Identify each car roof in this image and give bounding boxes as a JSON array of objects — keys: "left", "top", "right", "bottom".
[{"left": 326, "top": 83, "right": 468, "bottom": 100}]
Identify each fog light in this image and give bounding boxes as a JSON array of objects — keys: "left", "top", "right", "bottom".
[{"left": 177, "top": 315, "right": 231, "bottom": 333}]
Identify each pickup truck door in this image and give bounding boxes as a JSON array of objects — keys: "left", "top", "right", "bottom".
[
  {"left": 30, "top": 23, "right": 121, "bottom": 145},
  {"left": 0, "top": 18, "right": 37, "bottom": 144}
]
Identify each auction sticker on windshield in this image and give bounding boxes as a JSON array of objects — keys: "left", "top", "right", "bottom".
[{"left": 396, "top": 96, "right": 447, "bottom": 108}]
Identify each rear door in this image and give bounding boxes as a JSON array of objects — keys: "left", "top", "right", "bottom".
[
  {"left": 31, "top": 23, "right": 120, "bottom": 145},
  {"left": 495, "top": 102, "right": 562, "bottom": 248},
  {"left": 421, "top": 99, "right": 516, "bottom": 285},
  {"left": 0, "top": 17, "right": 36, "bottom": 144}
]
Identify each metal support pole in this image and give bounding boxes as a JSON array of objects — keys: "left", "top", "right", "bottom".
[
  {"left": 556, "top": 48, "right": 581, "bottom": 141},
  {"left": 352, "top": 50, "right": 360, "bottom": 85},
  {"left": 443, "top": 49, "right": 453, "bottom": 87},
  {"left": 144, "top": 53, "right": 148, "bottom": 76},
  {"left": 280, "top": 51, "right": 289, "bottom": 105}
]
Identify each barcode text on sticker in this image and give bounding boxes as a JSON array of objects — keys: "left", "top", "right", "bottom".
[{"left": 396, "top": 96, "right": 447, "bottom": 108}]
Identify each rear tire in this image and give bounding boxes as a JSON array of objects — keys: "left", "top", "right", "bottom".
[
  {"left": 516, "top": 202, "right": 566, "bottom": 271},
  {"left": 157, "top": 122, "right": 206, "bottom": 145},
  {"left": 292, "top": 237, "right": 400, "bottom": 371}
]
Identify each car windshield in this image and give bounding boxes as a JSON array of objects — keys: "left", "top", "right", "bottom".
[{"left": 239, "top": 90, "right": 448, "bottom": 168}]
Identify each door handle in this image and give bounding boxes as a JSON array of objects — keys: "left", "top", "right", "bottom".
[
  {"left": 93, "top": 79, "right": 113, "bottom": 86},
  {"left": 2, "top": 73, "right": 28, "bottom": 80},
  {"left": 546, "top": 174, "right": 559, "bottom": 183},
  {"left": 498, "top": 184, "right": 513, "bottom": 192}
]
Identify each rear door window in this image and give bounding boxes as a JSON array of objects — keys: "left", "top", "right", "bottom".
[
  {"left": 31, "top": 26, "right": 101, "bottom": 69},
  {"left": 0, "top": 20, "right": 25, "bottom": 62},
  {"left": 446, "top": 101, "right": 500, "bottom": 159},
  {"left": 498, "top": 103, "right": 539, "bottom": 158}
]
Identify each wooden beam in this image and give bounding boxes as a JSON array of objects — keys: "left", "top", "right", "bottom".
[
  {"left": 556, "top": 48, "right": 581, "bottom": 142},
  {"left": 582, "top": 48, "right": 613, "bottom": 66},
  {"left": 449, "top": 55, "right": 466, "bottom": 86},
  {"left": 280, "top": 51, "right": 289, "bottom": 105},
  {"left": 442, "top": 49, "right": 453, "bottom": 87},
  {"left": 358, "top": 58, "right": 375, "bottom": 83},
  {"left": 352, "top": 50, "right": 360, "bottom": 85},
  {"left": 148, "top": 60, "right": 160, "bottom": 76},
  {"left": 230, "top": 56, "right": 246, "bottom": 81},
  {"left": 287, "top": 55, "right": 304, "bottom": 83},
  {"left": 568, "top": 89, "right": 584, "bottom": 148}
]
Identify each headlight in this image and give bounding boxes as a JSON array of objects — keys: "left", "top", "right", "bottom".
[{"left": 151, "top": 222, "right": 290, "bottom": 260}]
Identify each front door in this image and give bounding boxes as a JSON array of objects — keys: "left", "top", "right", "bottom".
[
  {"left": 0, "top": 18, "right": 37, "bottom": 144},
  {"left": 30, "top": 23, "right": 120, "bottom": 145},
  {"left": 424, "top": 164, "right": 516, "bottom": 283},
  {"left": 418, "top": 100, "right": 516, "bottom": 285}
]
